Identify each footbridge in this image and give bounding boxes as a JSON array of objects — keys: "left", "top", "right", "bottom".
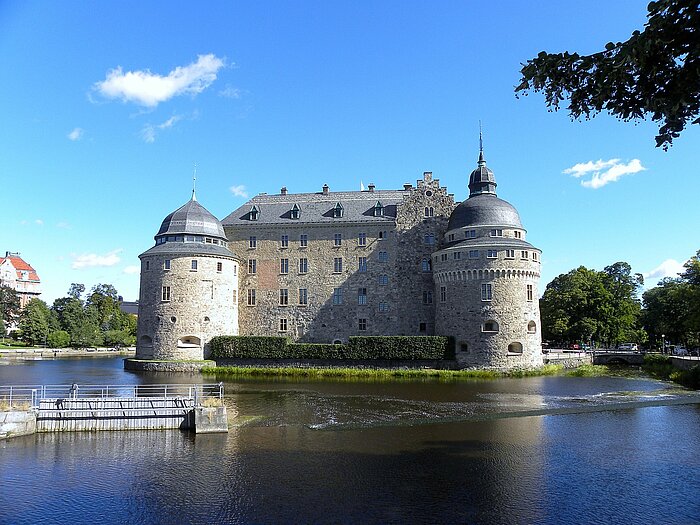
[
  {"left": 592, "top": 351, "right": 645, "bottom": 365},
  {"left": 0, "top": 383, "right": 228, "bottom": 439}
]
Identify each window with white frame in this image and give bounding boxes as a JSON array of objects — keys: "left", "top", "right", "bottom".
[
  {"left": 164, "top": 259, "right": 171, "bottom": 270},
  {"left": 279, "top": 289, "right": 289, "bottom": 306},
  {"left": 280, "top": 258, "right": 289, "bottom": 274},
  {"left": 161, "top": 286, "right": 171, "bottom": 302},
  {"left": 248, "top": 259, "right": 257, "bottom": 274},
  {"left": 358, "top": 233, "right": 366, "bottom": 246},
  {"left": 521, "top": 250, "right": 529, "bottom": 259},
  {"left": 334, "top": 233, "right": 342, "bottom": 246},
  {"left": 505, "top": 249, "right": 515, "bottom": 259},
  {"left": 191, "top": 259, "right": 198, "bottom": 271},
  {"left": 249, "top": 236, "right": 257, "bottom": 249},
  {"left": 300, "top": 234, "right": 308, "bottom": 247},
  {"left": 299, "top": 288, "right": 308, "bottom": 305},
  {"left": 280, "top": 235, "right": 289, "bottom": 248},
  {"left": 527, "top": 284, "right": 534, "bottom": 302},
  {"left": 358, "top": 288, "right": 367, "bottom": 305},
  {"left": 358, "top": 257, "right": 367, "bottom": 272},
  {"left": 247, "top": 289, "right": 256, "bottom": 306},
  {"left": 481, "top": 283, "right": 492, "bottom": 301},
  {"left": 490, "top": 229, "right": 503, "bottom": 237},
  {"left": 332, "top": 287, "right": 343, "bottom": 305},
  {"left": 333, "top": 257, "right": 343, "bottom": 273},
  {"left": 299, "top": 258, "right": 308, "bottom": 273},
  {"left": 487, "top": 250, "right": 498, "bottom": 258},
  {"left": 279, "top": 318, "right": 288, "bottom": 332},
  {"left": 465, "top": 229, "right": 476, "bottom": 239},
  {"left": 515, "top": 231, "right": 522, "bottom": 239}
]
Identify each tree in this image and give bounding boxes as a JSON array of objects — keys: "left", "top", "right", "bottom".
[
  {"left": 47, "top": 330, "right": 70, "bottom": 348},
  {"left": 515, "top": 0, "right": 700, "bottom": 149},
  {"left": 18, "top": 299, "right": 51, "bottom": 346},
  {"left": 67, "top": 283, "right": 85, "bottom": 300},
  {"left": 85, "top": 284, "right": 121, "bottom": 331},
  {"left": 0, "top": 285, "right": 21, "bottom": 336}
]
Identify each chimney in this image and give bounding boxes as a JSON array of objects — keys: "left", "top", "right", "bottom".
[
  {"left": 280, "top": 186, "right": 287, "bottom": 195},
  {"left": 403, "top": 183, "right": 412, "bottom": 190},
  {"left": 423, "top": 171, "right": 433, "bottom": 182},
  {"left": 368, "top": 183, "right": 375, "bottom": 192},
  {"left": 322, "top": 184, "right": 329, "bottom": 195}
]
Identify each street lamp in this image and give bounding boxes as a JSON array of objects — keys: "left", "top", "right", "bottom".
[{"left": 661, "top": 334, "right": 665, "bottom": 354}]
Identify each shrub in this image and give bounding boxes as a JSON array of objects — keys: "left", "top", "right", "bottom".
[
  {"left": 347, "top": 336, "right": 451, "bottom": 360},
  {"left": 210, "top": 336, "right": 289, "bottom": 359},
  {"left": 47, "top": 330, "right": 70, "bottom": 348}
]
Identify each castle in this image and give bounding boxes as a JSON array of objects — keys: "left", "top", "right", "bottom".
[{"left": 136, "top": 147, "right": 543, "bottom": 369}]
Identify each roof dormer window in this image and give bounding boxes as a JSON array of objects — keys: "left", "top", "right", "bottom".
[
  {"left": 333, "top": 202, "right": 344, "bottom": 218},
  {"left": 249, "top": 205, "right": 259, "bottom": 221},
  {"left": 290, "top": 203, "right": 300, "bottom": 220},
  {"left": 374, "top": 201, "right": 383, "bottom": 217}
]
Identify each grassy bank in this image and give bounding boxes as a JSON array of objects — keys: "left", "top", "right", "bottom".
[
  {"left": 642, "top": 354, "right": 700, "bottom": 389},
  {"left": 202, "top": 363, "right": 565, "bottom": 380}
]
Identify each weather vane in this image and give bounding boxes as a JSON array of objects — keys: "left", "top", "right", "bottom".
[{"left": 192, "top": 163, "right": 197, "bottom": 200}]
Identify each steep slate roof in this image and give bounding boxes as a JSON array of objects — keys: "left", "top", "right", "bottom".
[
  {"left": 157, "top": 197, "right": 227, "bottom": 239},
  {"left": 0, "top": 253, "right": 40, "bottom": 282},
  {"left": 447, "top": 194, "right": 523, "bottom": 231},
  {"left": 221, "top": 189, "right": 410, "bottom": 226}
]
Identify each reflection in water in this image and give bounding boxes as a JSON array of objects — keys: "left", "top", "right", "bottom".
[{"left": 1, "top": 358, "right": 699, "bottom": 524}]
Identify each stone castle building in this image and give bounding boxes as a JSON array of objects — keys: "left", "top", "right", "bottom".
[{"left": 136, "top": 148, "right": 542, "bottom": 369}]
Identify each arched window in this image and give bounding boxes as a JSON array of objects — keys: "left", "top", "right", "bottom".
[
  {"left": 527, "top": 321, "right": 536, "bottom": 333},
  {"left": 508, "top": 342, "right": 523, "bottom": 354},
  {"left": 482, "top": 320, "right": 499, "bottom": 332}
]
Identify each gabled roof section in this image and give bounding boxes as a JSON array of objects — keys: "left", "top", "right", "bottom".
[
  {"left": 0, "top": 253, "right": 41, "bottom": 282},
  {"left": 222, "top": 188, "right": 410, "bottom": 226}
]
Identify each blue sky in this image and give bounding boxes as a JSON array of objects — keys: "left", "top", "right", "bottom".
[{"left": 1, "top": 1, "right": 698, "bottom": 304}]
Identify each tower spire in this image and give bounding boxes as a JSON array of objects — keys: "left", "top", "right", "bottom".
[
  {"left": 192, "top": 163, "right": 197, "bottom": 201},
  {"left": 478, "top": 121, "right": 486, "bottom": 166}
]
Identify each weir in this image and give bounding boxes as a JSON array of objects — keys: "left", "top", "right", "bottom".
[{"left": 0, "top": 383, "right": 229, "bottom": 439}]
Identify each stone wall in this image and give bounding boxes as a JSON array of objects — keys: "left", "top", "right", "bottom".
[
  {"left": 0, "top": 410, "right": 36, "bottom": 440},
  {"left": 137, "top": 253, "right": 239, "bottom": 360}
]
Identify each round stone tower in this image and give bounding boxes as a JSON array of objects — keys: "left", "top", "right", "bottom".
[
  {"left": 136, "top": 193, "right": 239, "bottom": 361},
  {"left": 433, "top": 146, "right": 543, "bottom": 369}
]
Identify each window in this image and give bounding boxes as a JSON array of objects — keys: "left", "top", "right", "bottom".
[
  {"left": 508, "top": 342, "right": 523, "bottom": 354},
  {"left": 527, "top": 284, "right": 534, "bottom": 301},
  {"left": 515, "top": 231, "right": 522, "bottom": 239},
  {"left": 279, "top": 289, "right": 289, "bottom": 306},
  {"left": 424, "top": 207, "right": 434, "bottom": 217},
  {"left": 333, "top": 202, "right": 344, "bottom": 218},
  {"left": 521, "top": 250, "right": 529, "bottom": 259},
  {"left": 374, "top": 202, "right": 383, "bottom": 217},
  {"left": 487, "top": 250, "right": 498, "bottom": 258},
  {"left": 144, "top": 261, "right": 150, "bottom": 270},
  {"left": 232, "top": 290, "right": 237, "bottom": 304},
  {"left": 358, "top": 288, "right": 367, "bottom": 305},
  {"left": 469, "top": 250, "right": 479, "bottom": 259},
  {"left": 440, "top": 253, "right": 448, "bottom": 262},
  {"left": 358, "top": 233, "right": 367, "bottom": 246},
  {"left": 423, "top": 291, "right": 433, "bottom": 304},
  {"left": 280, "top": 235, "right": 289, "bottom": 248},
  {"left": 280, "top": 258, "right": 289, "bottom": 274},
  {"left": 422, "top": 258, "right": 431, "bottom": 272},
  {"left": 249, "top": 206, "right": 259, "bottom": 221},
  {"left": 424, "top": 233, "right": 435, "bottom": 245},
  {"left": 483, "top": 320, "right": 499, "bottom": 332},
  {"left": 378, "top": 251, "right": 388, "bottom": 262},
  {"left": 299, "top": 288, "right": 308, "bottom": 305},
  {"left": 299, "top": 258, "right": 308, "bottom": 273},
  {"left": 358, "top": 257, "right": 367, "bottom": 272},
  {"left": 249, "top": 236, "right": 257, "bottom": 249},
  {"left": 290, "top": 204, "right": 300, "bottom": 220},
  {"left": 248, "top": 259, "right": 257, "bottom": 274},
  {"left": 161, "top": 286, "right": 171, "bottom": 301},
  {"left": 532, "top": 252, "right": 538, "bottom": 262},
  {"left": 481, "top": 283, "right": 492, "bottom": 301},
  {"left": 453, "top": 251, "right": 461, "bottom": 260},
  {"left": 279, "top": 318, "right": 288, "bottom": 332},
  {"left": 490, "top": 229, "right": 503, "bottom": 237},
  {"left": 528, "top": 321, "right": 537, "bottom": 333},
  {"left": 217, "top": 262, "right": 223, "bottom": 272},
  {"left": 440, "top": 286, "right": 446, "bottom": 302},
  {"left": 332, "top": 287, "right": 343, "bottom": 305},
  {"left": 419, "top": 322, "right": 427, "bottom": 332},
  {"left": 378, "top": 302, "right": 389, "bottom": 312},
  {"left": 378, "top": 274, "right": 388, "bottom": 285},
  {"left": 247, "top": 289, "right": 256, "bottom": 306},
  {"left": 448, "top": 233, "right": 455, "bottom": 241},
  {"left": 333, "top": 257, "right": 343, "bottom": 273},
  {"left": 358, "top": 318, "right": 367, "bottom": 331},
  {"left": 300, "top": 234, "right": 308, "bottom": 247},
  {"left": 505, "top": 249, "right": 515, "bottom": 259},
  {"left": 378, "top": 230, "right": 387, "bottom": 240},
  {"left": 164, "top": 259, "right": 171, "bottom": 270},
  {"left": 233, "top": 265, "right": 237, "bottom": 276},
  {"left": 465, "top": 229, "right": 476, "bottom": 239},
  {"left": 334, "top": 233, "right": 342, "bottom": 246},
  {"left": 191, "top": 259, "right": 198, "bottom": 271}
]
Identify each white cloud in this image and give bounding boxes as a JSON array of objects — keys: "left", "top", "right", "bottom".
[
  {"left": 229, "top": 184, "right": 248, "bottom": 198},
  {"left": 219, "top": 85, "right": 241, "bottom": 99},
  {"left": 34, "top": 219, "right": 44, "bottom": 226},
  {"left": 67, "top": 128, "right": 84, "bottom": 141},
  {"left": 56, "top": 221, "right": 71, "bottom": 229},
  {"left": 94, "top": 54, "right": 225, "bottom": 107},
  {"left": 563, "top": 158, "right": 646, "bottom": 189},
  {"left": 123, "top": 265, "right": 140, "bottom": 275},
  {"left": 643, "top": 259, "right": 685, "bottom": 283},
  {"left": 140, "top": 114, "right": 183, "bottom": 143},
  {"left": 71, "top": 249, "right": 122, "bottom": 269}
]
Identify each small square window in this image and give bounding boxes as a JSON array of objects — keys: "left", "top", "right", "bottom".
[
  {"left": 521, "top": 250, "right": 529, "bottom": 259},
  {"left": 378, "top": 251, "right": 388, "bottom": 262},
  {"left": 419, "top": 322, "right": 427, "bottom": 332},
  {"left": 424, "top": 234, "right": 435, "bottom": 245},
  {"left": 378, "top": 274, "right": 388, "bottom": 285},
  {"left": 453, "top": 252, "right": 461, "bottom": 260},
  {"left": 378, "top": 302, "right": 389, "bottom": 312},
  {"left": 490, "top": 229, "right": 503, "bottom": 237},
  {"left": 515, "top": 231, "right": 522, "bottom": 239},
  {"left": 505, "top": 250, "right": 515, "bottom": 259},
  {"left": 465, "top": 230, "right": 476, "bottom": 239}
]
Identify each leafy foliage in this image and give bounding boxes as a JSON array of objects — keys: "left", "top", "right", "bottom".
[
  {"left": 18, "top": 299, "right": 51, "bottom": 346},
  {"left": 0, "top": 285, "right": 21, "bottom": 335},
  {"left": 516, "top": 0, "right": 700, "bottom": 149},
  {"left": 47, "top": 330, "right": 70, "bottom": 348}
]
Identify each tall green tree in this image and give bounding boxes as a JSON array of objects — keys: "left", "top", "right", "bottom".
[
  {"left": 18, "top": 299, "right": 51, "bottom": 346},
  {"left": 516, "top": 0, "right": 699, "bottom": 149},
  {"left": 0, "top": 285, "right": 21, "bottom": 335}
]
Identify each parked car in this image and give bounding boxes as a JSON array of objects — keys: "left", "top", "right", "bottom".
[
  {"left": 617, "top": 343, "right": 638, "bottom": 352},
  {"left": 672, "top": 346, "right": 689, "bottom": 356}
]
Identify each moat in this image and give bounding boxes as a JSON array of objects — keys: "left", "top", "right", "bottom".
[{"left": 1, "top": 357, "right": 699, "bottom": 524}]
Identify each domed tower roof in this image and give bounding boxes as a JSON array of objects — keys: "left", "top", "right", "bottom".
[
  {"left": 447, "top": 138, "right": 523, "bottom": 231},
  {"left": 155, "top": 195, "right": 226, "bottom": 240}
]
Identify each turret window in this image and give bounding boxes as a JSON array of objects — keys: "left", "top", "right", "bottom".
[
  {"left": 465, "top": 230, "right": 476, "bottom": 239},
  {"left": 440, "top": 286, "right": 446, "bottom": 302},
  {"left": 422, "top": 258, "right": 432, "bottom": 272},
  {"left": 528, "top": 321, "right": 537, "bottom": 333},
  {"left": 521, "top": 251, "right": 529, "bottom": 259},
  {"left": 532, "top": 252, "right": 539, "bottom": 262},
  {"left": 217, "top": 262, "right": 223, "bottom": 272},
  {"left": 191, "top": 260, "right": 198, "bottom": 271},
  {"left": 514, "top": 231, "right": 522, "bottom": 239},
  {"left": 424, "top": 207, "right": 434, "bottom": 217},
  {"left": 469, "top": 250, "right": 479, "bottom": 259},
  {"left": 490, "top": 229, "right": 503, "bottom": 237},
  {"left": 487, "top": 250, "right": 498, "bottom": 258},
  {"left": 481, "top": 283, "right": 492, "bottom": 301},
  {"left": 527, "top": 284, "right": 534, "bottom": 301},
  {"left": 482, "top": 320, "right": 499, "bottom": 332},
  {"left": 161, "top": 286, "right": 171, "bottom": 302},
  {"left": 505, "top": 250, "right": 515, "bottom": 259},
  {"left": 508, "top": 342, "right": 523, "bottom": 354},
  {"left": 453, "top": 252, "right": 461, "bottom": 260},
  {"left": 164, "top": 259, "right": 171, "bottom": 270}
]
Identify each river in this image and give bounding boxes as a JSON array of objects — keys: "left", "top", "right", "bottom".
[{"left": 1, "top": 357, "right": 699, "bottom": 525}]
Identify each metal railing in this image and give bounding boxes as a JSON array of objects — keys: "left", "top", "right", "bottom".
[{"left": 0, "top": 383, "right": 224, "bottom": 409}]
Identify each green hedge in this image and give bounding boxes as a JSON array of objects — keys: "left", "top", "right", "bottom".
[{"left": 210, "top": 335, "right": 452, "bottom": 360}]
